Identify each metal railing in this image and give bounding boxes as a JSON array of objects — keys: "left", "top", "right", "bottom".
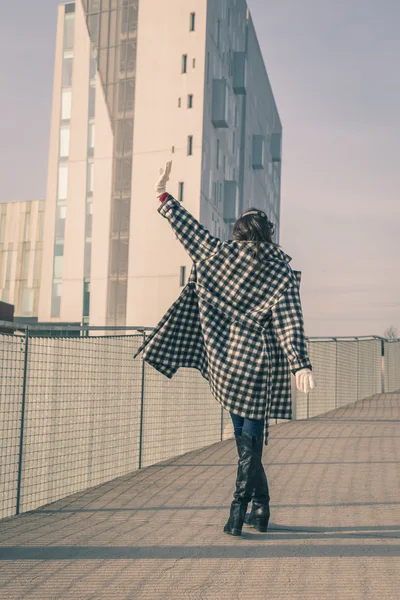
[
  {"left": 1, "top": 320, "right": 399, "bottom": 520},
  {"left": 293, "top": 336, "right": 400, "bottom": 420}
]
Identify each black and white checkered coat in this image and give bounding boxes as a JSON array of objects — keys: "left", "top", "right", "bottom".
[{"left": 133, "top": 195, "right": 312, "bottom": 445}]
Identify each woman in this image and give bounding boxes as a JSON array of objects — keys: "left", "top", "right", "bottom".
[{"left": 133, "top": 161, "right": 316, "bottom": 537}]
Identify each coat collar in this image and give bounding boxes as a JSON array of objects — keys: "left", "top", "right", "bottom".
[{"left": 230, "top": 241, "right": 293, "bottom": 264}]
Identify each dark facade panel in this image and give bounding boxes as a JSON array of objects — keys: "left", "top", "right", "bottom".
[
  {"left": 233, "top": 52, "right": 247, "bottom": 95},
  {"left": 252, "top": 134, "right": 264, "bottom": 170},
  {"left": 270, "top": 133, "right": 282, "bottom": 162},
  {"left": 223, "top": 180, "right": 239, "bottom": 223},
  {"left": 211, "top": 79, "right": 229, "bottom": 128}
]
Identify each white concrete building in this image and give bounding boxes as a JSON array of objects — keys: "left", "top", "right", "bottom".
[
  {"left": 40, "top": 0, "right": 282, "bottom": 327},
  {"left": 0, "top": 200, "right": 45, "bottom": 318}
]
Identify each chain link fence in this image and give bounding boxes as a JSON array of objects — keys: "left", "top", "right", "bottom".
[{"left": 1, "top": 320, "right": 399, "bottom": 520}]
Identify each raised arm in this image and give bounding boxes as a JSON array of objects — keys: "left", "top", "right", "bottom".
[{"left": 155, "top": 161, "right": 222, "bottom": 263}]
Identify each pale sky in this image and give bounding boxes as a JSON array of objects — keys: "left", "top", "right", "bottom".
[{"left": 0, "top": 0, "right": 399, "bottom": 337}]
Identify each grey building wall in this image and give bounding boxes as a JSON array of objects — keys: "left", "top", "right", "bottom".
[
  {"left": 201, "top": 0, "right": 282, "bottom": 243},
  {"left": 242, "top": 14, "right": 282, "bottom": 243},
  {"left": 201, "top": 0, "right": 247, "bottom": 241}
]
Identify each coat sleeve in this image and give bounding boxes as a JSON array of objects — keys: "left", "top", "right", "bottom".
[
  {"left": 270, "top": 271, "right": 313, "bottom": 375},
  {"left": 157, "top": 194, "right": 222, "bottom": 263}
]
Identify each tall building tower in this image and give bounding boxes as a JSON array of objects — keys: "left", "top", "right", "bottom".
[{"left": 39, "top": 0, "right": 282, "bottom": 327}]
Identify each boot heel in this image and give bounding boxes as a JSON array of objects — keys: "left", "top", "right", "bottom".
[
  {"left": 224, "top": 526, "right": 242, "bottom": 536},
  {"left": 254, "top": 520, "right": 268, "bottom": 532}
]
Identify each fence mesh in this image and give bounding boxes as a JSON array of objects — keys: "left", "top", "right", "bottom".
[
  {"left": 0, "top": 321, "right": 399, "bottom": 519},
  {"left": 0, "top": 332, "right": 25, "bottom": 520},
  {"left": 384, "top": 341, "right": 400, "bottom": 392},
  {"left": 141, "top": 356, "right": 222, "bottom": 469},
  {"left": 19, "top": 333, "right": 143, "bottom": 515},
  {"left": 295, "top": 338, "right": 388, "bottom": 420}
]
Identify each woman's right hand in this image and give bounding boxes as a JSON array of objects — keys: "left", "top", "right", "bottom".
[{"left": 295, "top": 368, "right": 316, "bottom": 393}]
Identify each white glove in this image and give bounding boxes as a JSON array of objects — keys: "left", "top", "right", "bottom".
[
  {"left": 295, "top": 368, "right": 316, "bottom": 393},
  {"left": 155, "top": 160, "right": 172, "bottom": 197}
]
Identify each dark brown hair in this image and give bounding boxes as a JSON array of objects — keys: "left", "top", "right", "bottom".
[{"left": 232, "top": 207, "right": 279, "bottom": 267}]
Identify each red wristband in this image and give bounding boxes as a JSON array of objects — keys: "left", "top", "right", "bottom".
[{"left": 159, "top": 192, "right": 169, "bottom": 203}]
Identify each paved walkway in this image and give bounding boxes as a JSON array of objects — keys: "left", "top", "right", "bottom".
[{"left": 0, "top": 392, "right": 399, "bottom": 599}]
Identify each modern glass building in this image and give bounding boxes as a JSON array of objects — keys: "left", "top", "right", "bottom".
[{"left": 39, "top": 0, "right": 282, "bottom": 327}]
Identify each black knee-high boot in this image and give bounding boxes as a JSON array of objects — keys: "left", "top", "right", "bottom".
[
  {"left": 224, "top": 432, "right": 261, "bottom": 536},
  {"left": 243, "top": 435, "right": 270, "bottom": 532}
]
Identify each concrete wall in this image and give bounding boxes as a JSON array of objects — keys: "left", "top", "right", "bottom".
[{"left": 127, "top": 0, "right": 208, "bottom": 327}]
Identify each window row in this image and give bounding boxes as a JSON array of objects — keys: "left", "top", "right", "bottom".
[
  {"left": 86, "top": 7, "right": 138, "bottom": 50},
  {"left": 182, "top": 54, "right": 196, "bottom": 73},
  {"left": 178, "top": 95, "right": 194, "bottom": 108}
]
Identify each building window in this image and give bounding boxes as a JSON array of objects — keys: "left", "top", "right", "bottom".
[
  {"left": 206, "top": 52, "right": 210, "bottom": 84},
  {"left": 55, "top": 206, "right": 66, "bottom": 239},
  {"left": 63, "top": 13, "right": 75, "bottom": 51},
  {"left": 59, "top": 125, "right": 70, "bottom": 158},
  {"left": 57, "top": 164, "right": 68, "bottom": 201},
  {"left": 83, "top": 280, "right": 90, "bottom": 317},
  {"left": 51, "top": 282, "right": 61, "bottom": 318},
  {"left": 5, "top": 244, "right": 13, "bottom": 281},
  {"left": 87, "top": 161, "right": 94, "bottom": 194},
  {"left": 84, "top": 241, "right": 92, "bottom": 278},
  {"left": 23, "top": 212, "right": 31, "bottom": 242},
  {"left": 33, "top": 250, "right": 41, "bottom": 281},
  {"left": 232, "top": 131, "right": 236, "bottom": 153},
  {"left": 187, "top": 135, "right": 193, "bottom": 155},
  {"left": 178, "top": 182, "right": 184, "bottom": 202},
  {"left": 182, "top": 54, "right": 188, "bottom": 73},
  {"left": 88, "top": 85, "right": 96, "bottom": 119},
  {"left": 61, "top": 90, "right": 72, "bottom": 120},
  {"left": 216, "top": 139, "right": 220, "bottom": 169},
  {"left": 0, "top": 214, "right": 6, "bottom": 243},
  {"left": 62, "top": 57, "right": 73, "bottom": 86},
  {"left": 187, "top": 94, "right": 193, "bottom": 108},
  {"left": 37, "top": 211, "right": 44, "bottom": 242},
  {"left": 180, "top": 266, "right": 186, "bottom": 287},
  {"left": 21, "top": 289, "right": 34, "bottom": 316},
  {"left": 21, "top": 247, "right": 30, "bottom": 280},
  {"left": 88, "top": 121, "right": 95, "bottom": 155},
  {"left": 217, "top": 19, "right": 221, "bottom": 49},
  {"left": 178, "top": 97, "right": 181, "bottom": 107},
  {"left": 89, "top": 52, "right": 97, "bottom": 79},
  {"left": 192, "top": 58, "right": 196, "bottom": 68},
  {"left": 190, "top": 12, "right": 196, "bottom": 31}
]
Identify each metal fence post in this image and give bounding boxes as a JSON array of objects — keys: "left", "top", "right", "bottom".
[
  {"left": 138, "top": 331, "right": 146, "bottom": 469},
  {"left": 356, "top": 339, "right": 359, "bottom": 401},
  {"left": 335, "top": 339, "right": 338, "bottom": 409},
  {"left": 381, "top": 339, "right": 385, "bottom": 393},
  {"left": 16, "top": 328, "right": 29, "bottom": 516}
]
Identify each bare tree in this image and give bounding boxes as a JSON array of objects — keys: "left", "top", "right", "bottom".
[{"left": 383, "top": 325, "right": 399, "bottom": 339}]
